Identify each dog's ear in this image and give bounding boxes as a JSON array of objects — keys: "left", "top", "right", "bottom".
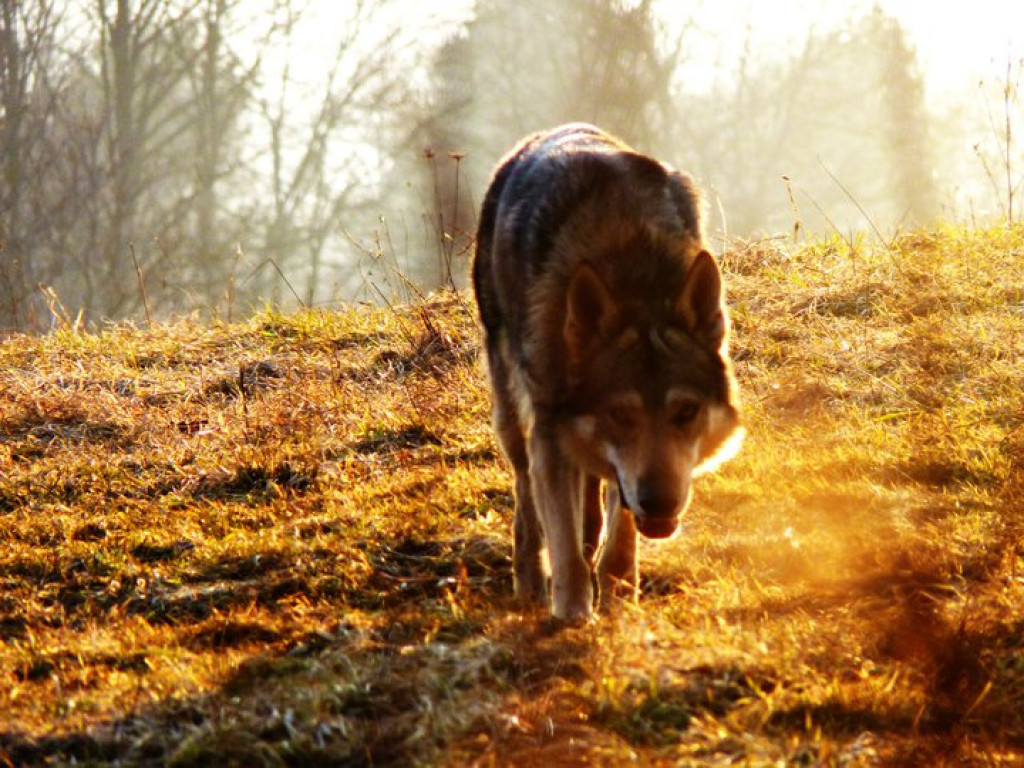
[
  {"left": 565, "top": 264, "right": 618, "bottom": 361},
  {"left": 675, "top": 250, "right": 726, "bottom": 348}
]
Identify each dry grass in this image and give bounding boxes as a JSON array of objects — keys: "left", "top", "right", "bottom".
[{"left": 1, "top": 225, "right": 1022, "bottom": 766}]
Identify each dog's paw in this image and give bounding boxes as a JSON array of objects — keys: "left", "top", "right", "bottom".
[
  {"left": 551, "top": 582, "right": 594, "bottom": 625},
  {"left": 541, "top": 612, "right": 595, "bottom": 634}
]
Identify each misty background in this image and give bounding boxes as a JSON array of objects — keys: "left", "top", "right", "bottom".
[{"left": 0, "top": 0, "right": 1020, "bottom": 331}]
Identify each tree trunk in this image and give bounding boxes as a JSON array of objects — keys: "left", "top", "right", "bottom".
[{"left": 0, "top": 0, "right": 30, "bottom": 327}]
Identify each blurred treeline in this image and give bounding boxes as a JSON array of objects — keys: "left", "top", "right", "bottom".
[{"left": 0, "top": 0, "right": 1018, "bottom": 330}]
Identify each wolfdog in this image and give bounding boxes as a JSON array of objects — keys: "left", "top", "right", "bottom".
[{"left": 473, "top": 124, "right": 743, "bottom": 622}]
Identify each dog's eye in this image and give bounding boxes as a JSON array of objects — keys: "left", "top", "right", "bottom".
[
  {"left": 607, "top": 404, "right": 638, "bottom": 431},
  {"left": 672, "top": 401, "right": 701, "bottom": 427}
]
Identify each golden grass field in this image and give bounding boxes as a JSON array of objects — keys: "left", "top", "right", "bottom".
[{"left": 1, "top": 226, "right": 1022, "bottom": 766}]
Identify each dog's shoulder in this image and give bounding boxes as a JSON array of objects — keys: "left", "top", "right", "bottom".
[{"left": 496, "top": 125, "right": 701, "bottom": 265}]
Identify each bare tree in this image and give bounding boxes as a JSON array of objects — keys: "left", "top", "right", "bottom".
[
  {"left": 392, "top": 0, "right": 684, "bottom": 290},
  {"left": 95, "top": 0, "right": 206, "bottom": 316},
  {"left": 183, "top": 0, "right": 260, "bottom": 308},
  {"left": 251, "top": 0, "right": 410, "bottom": 307},
  {"left": 974, "top": 55, "right": 1024, "bottom": 226},
  {"left": 0, "top": 0, "right": 66, "bottom": 328},
  {"left": 0, "top": 0, "right": 446, "bottom": 328},
  {"left": 677, "top": 7, "right": 938, "bottom": 239},
  {"left": 17, "top": 0, "right": 255, "bottom": 322}
]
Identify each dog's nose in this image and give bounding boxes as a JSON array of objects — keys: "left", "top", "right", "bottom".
[
  {"left": 633, "top": 494, "right": 682, "bottom": 539},
  {"left": 637, "top": 494, "right": 682, "bottom": 521}
]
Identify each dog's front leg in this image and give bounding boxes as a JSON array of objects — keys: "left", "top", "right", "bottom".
[
  {"left": 528, "top": 430, "right": 593, "bottom": 622},
  {"left": 512, "top": 469, "right": 547, "bottom": 605},
  {"left": 597, "top": 483, "right": 638, "bottom": 608}
]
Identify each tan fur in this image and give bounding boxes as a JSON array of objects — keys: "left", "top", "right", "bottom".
[{"left": 473, "top": 124, "right": 743, "bottom": 622}]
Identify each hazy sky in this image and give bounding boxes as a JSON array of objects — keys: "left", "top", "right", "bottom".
[
  {"left": 293, "top": 1, "right": 1024, "bottom": 106},
  {"left": 669, "top": 0, "right": 1024, "bottom": 101}
]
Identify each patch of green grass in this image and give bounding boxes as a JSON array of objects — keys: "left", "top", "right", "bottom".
[{"left": 1, "top": 226, "right": 1022, "bottom": 765}]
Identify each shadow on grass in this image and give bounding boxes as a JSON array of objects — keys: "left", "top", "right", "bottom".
[
  {"left": 0, "top": 409, "right": 131, "bottom": 472},
  {"left": 740, "top": 540, "right": 1024, "bottom": 754},
  {"left": 3, "top": 531, "right": 1023, "bottom": 766},
  {"left": 0, "top": 533, "right": 528, "bottom": 766}
]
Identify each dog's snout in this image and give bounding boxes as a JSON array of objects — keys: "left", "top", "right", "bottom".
[
  {"left": 633, "top": 494, "right": 681, "bottom": 539},
  {"left": 632, "top": 477, "right": 689, "bottom": 539},
  {"left": 637, "top": 493, "right": 683, "bottom": 521}
]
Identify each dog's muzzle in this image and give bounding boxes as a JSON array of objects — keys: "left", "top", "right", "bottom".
[
  {"left": 616, "top": 477, "right": 683, "bottom": 539},
  {"left": 633, "top": 492, "right": 684, "bottom": 539},
  {"left": 634, "top": 513, "right": 680, "bottom": 539}
]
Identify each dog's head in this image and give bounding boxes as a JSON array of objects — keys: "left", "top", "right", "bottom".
[{"left": 561, "top": 251, "right": 743, "bottom": 538}]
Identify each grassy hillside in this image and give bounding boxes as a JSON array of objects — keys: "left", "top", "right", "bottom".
[{"left": 1, "top": 226, "right": 1022, "bottom": 766}]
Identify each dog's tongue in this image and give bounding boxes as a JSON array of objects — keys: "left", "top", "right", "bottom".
[{"left": 636, "top": 515, "right": 678, "bottom": 540}]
